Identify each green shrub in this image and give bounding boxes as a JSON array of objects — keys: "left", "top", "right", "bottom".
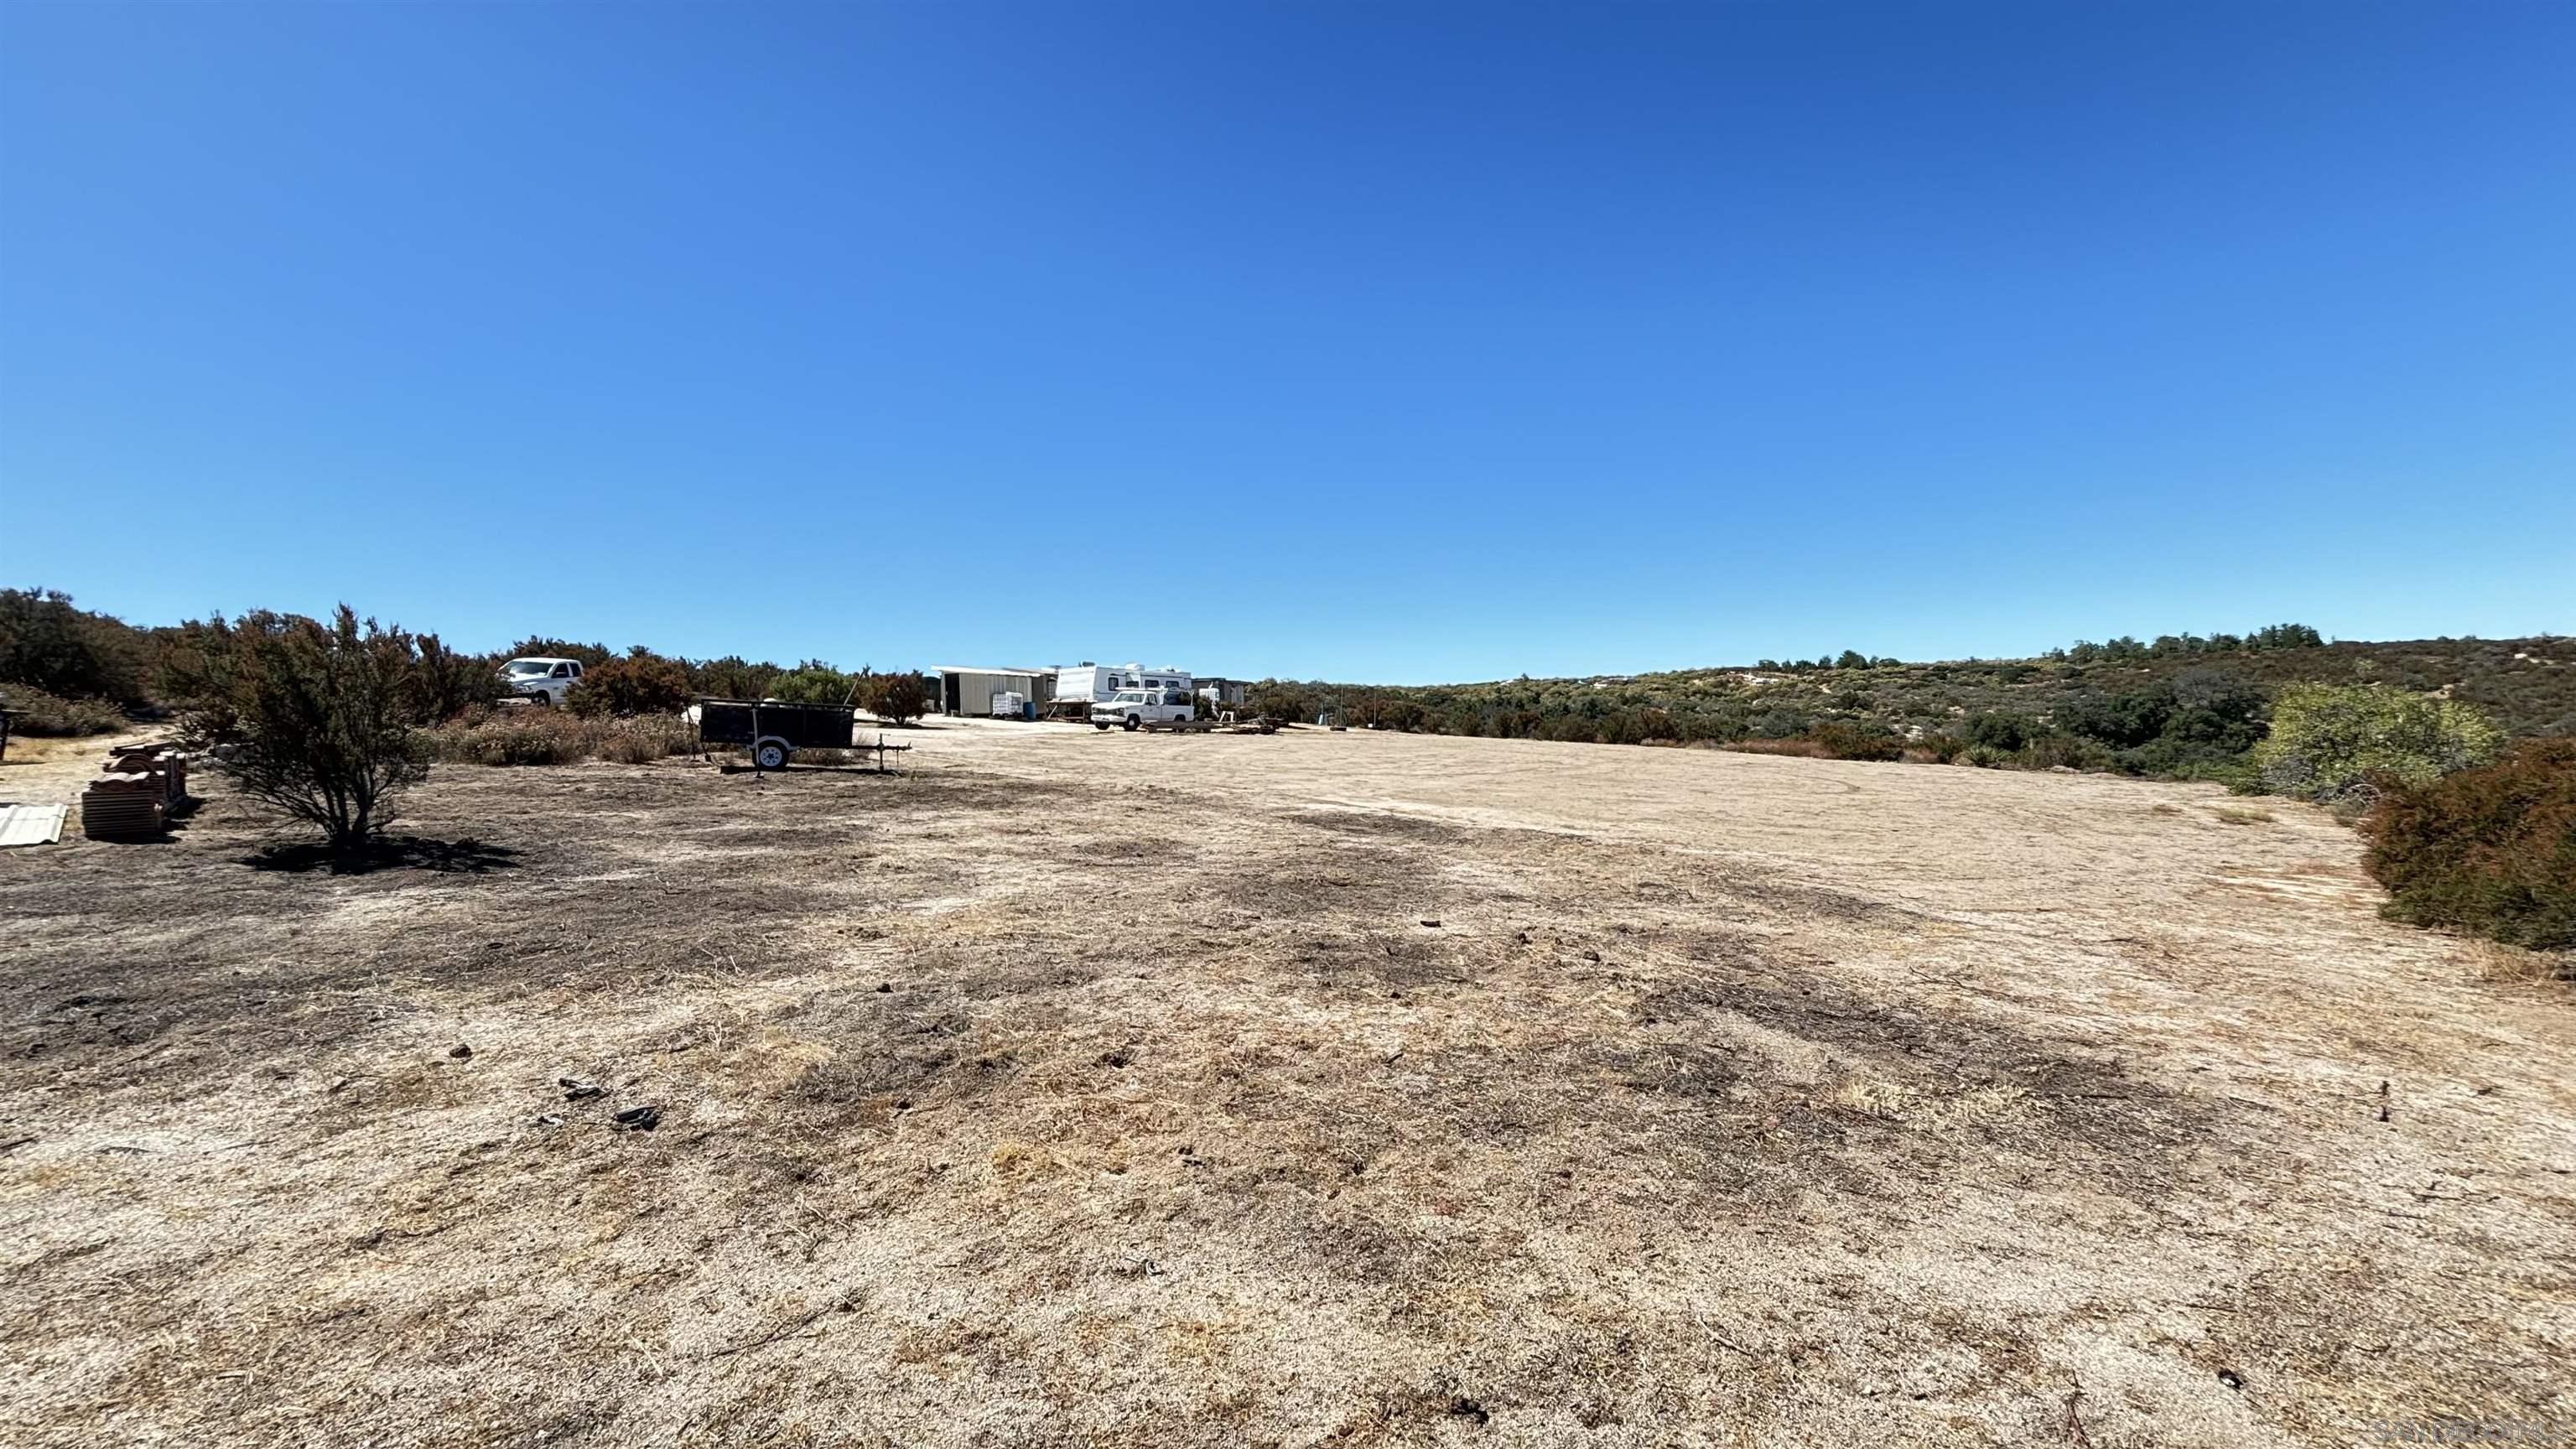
[
  {"left": 170, "top": 608, "right": 434, "bottom": 864},
  {"left": 2246, "top": 683, "right": 2502, "bottom": 807},
  {"left": 2014, "top": 734, "right": 2105, "bottom": 771},
  {"left": 1751, "top": 705, "right": 1810, "bottom": 739},
  {"left": 1246, "top": 681, "right": 1315, "bottom": 722},
  {"left": 765, "top": 662, "right": 858, "bottom": 706},
  {"left": 2055, "top": 687, "right": 2170, "bottom": 749},
  {"left": 1961, "top": 712, "right": 2036, "bottom": 752},
  {"left": 2365, "top": 738, "right": 2576, "bottom": 951},
  {"left": 568, "top": 653, "right": 692, "bottom": 717},
  {"left": 0, "top": 685, "right": 127, "bottom": 736},
  {"left": 1809, "top": 722, "right": 1904, "bottom": 761},
  {"left": 0, "top": 588, "right": 148, "bottom": 704}
]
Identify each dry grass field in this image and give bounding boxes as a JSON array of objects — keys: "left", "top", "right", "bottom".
[{"left": 3, "top": 721, "right": 2569, "bottom": 1447}]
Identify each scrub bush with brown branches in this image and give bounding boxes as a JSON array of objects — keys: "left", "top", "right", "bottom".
[
  {"left": 168, "top": 607, "right": 436, "bottom": 865},
  {"left": 864, "top": 670, "right": 932, "bottom": 725},
  {"left": 2366, "top": 738, "right": 2576, "bottom": 952},
  {"left": 568, "top": 652, "right": 693, "bottom": 718}
]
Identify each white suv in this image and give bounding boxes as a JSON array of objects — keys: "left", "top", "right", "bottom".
[
  {"left": 500, "top": 657, "right": 584, "bottom": 706},
  {"left": 1090, "top": 688, "right": 1195, "bottom": 731}
]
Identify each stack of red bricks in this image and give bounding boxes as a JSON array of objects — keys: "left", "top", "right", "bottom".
[{"left": 81, "top": 744, "right": 190, "bottom": 841}]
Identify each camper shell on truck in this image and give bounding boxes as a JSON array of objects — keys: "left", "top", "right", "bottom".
[{"left": 1049, "top": 662, "right": 1192, "bottom": 720}]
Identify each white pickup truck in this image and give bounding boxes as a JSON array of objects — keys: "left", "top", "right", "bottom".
[
  {"left": 499, "top": 656, "right": 585, "bottom": 707},
  {"left": 1090, "top": 688, "right": 1196, "bottom": 731}
]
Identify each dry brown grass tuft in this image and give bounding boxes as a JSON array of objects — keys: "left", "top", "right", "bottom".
[
  {"left": 1719, "top": 736, "right": 1831, "bottom": 758},
  {"left": 2467, "top": 938, "right": 2575, "bottom": 988},
  {"left": 2213, "top": 804, "right": 2276, "bottom": 824},
  {"left": 420, "top": 704, "right": 692, "bottom": 766}
]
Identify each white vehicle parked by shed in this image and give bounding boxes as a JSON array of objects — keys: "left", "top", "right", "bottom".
[
  {"left": 1090, "top": 688, "right": 1197, "bottom": 731},
  {"left": 499, "top": 657, "right": 585, "bottom": 707}
]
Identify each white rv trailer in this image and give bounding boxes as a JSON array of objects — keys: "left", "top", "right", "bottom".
[{"left": 1051, "top": 662, "right": 1192, "bottom": 709}]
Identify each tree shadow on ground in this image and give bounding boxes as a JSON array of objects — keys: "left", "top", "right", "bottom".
[{"left": 242, "top": 835, "right": 522, "bottom": 875}]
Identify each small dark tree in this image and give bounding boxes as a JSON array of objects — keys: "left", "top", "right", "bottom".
[
  {"left": 864, "top": 670, "right": 932, "bottom": 725},
  {"left": 411, "top": 633, "right": 496, "bottom": 723},
  {"left": 567, "top": 653, "right": 693, "bottom": 717},
  {"left": 174, "top": 607, "right": 433, "bottom": 865}
]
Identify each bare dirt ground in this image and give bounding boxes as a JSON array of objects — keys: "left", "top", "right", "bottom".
[
  {"left": 3, "top": 721, "right": 2568, "bottom": 1447},
  {"left": 0, "top": 729, "right": 163, "bottom": 813}
]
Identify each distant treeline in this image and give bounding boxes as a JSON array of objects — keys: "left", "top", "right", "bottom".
[
  {"left": 1246, "top": 626, "right": 2574, "bottom": 778},
  {"left": 0, "top": 590, "right": 925, "bottom": 733},
  {"left": 1753, "top": 623, "right": 2326, "bottom": 673}
]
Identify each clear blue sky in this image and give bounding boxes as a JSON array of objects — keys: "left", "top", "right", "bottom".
[{"left": 3, "top": 3, "right": 2568, "bottom": 682}]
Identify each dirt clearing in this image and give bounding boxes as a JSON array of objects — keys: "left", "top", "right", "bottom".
[{"left": 2, "top": 722, "right": 2568, "bottom": 1446}]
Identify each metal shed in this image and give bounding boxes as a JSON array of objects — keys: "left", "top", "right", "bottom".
[{"left": 935, "top": 666, "right": 1052, "bottom": 718}]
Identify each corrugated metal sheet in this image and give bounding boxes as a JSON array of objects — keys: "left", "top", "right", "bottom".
[{"left": 0, "top": 804, "right": 68, "bottom": 848}]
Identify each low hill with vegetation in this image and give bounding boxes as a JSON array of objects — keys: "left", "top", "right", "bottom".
[{"left": 1248, "top": 629, "right": 2575, "bottom": 774}]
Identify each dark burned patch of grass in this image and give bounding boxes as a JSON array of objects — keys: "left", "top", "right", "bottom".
[
  {"left": 1075, "top": 835, "right": 1191, "bottom": 865},
  {"left": 1217, "top": 853, "right": 1429, "bottom": 917},
  {"left": 242, "top": 835, "right": 521, "bottom": 875},
  {"left": 1696, "top": 870, "right": 1928, "bottom": 928},
  {"left": 1287, "top": 809, "right": 1491, "bottom": 847},
  {"left": 776, "top": 994, "right": 1024, "bottom": 1118},
  {"left": 1632, "top": 960, "right": 2251, "bottom": 1203},
  {"left": 674, "top": 822, "right": 880, "bottom": 854},
  {"left": 13, "top": 991, "right": 175, "bottom": 1060},
  {"left": 1283, "top": 928, "right": 1472, "bottom": 993}
]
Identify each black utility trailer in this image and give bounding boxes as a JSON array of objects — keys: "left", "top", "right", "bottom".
[{"left": 697, "top": 699, "right": 860, "bottom": 771}]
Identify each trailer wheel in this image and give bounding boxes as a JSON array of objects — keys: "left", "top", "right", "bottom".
[
  {"left": 1122, "top": 714, "right": 1141, "bottom": 732},
  {"left": 754, "top": 739, "right": 791, "bottom": 770}
]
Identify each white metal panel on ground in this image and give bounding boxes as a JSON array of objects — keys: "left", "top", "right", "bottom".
[{"left": 0, "top": 804, "right": 69, "bottom": 848}]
